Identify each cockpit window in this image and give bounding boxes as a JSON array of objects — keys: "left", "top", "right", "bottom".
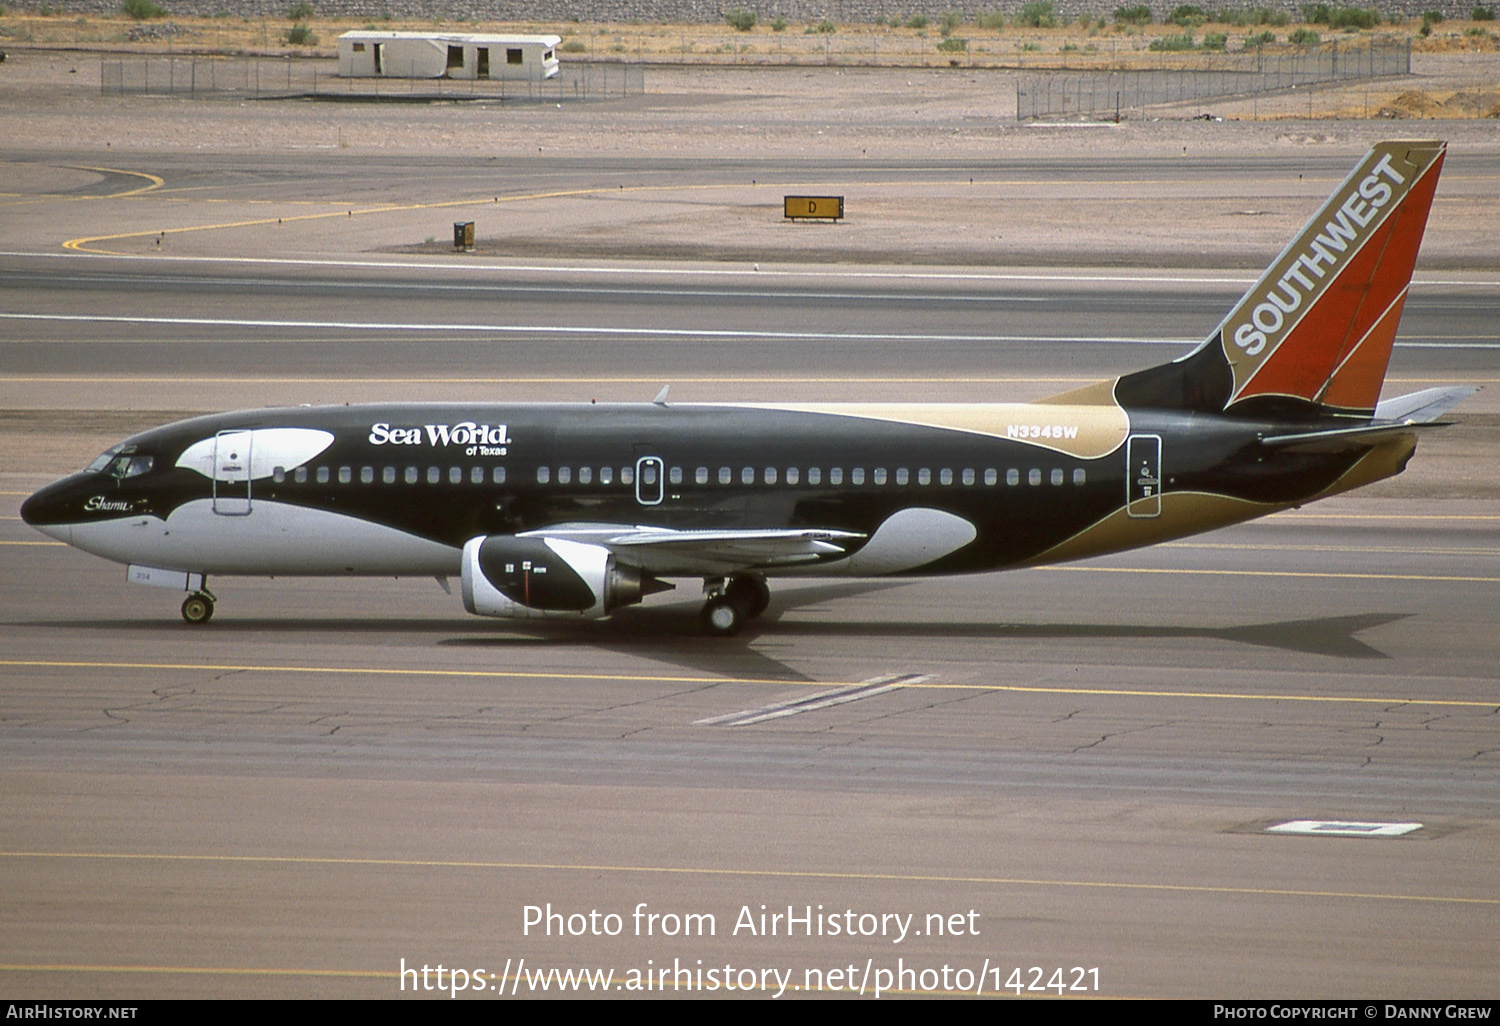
[
  {"left": 87, "top": 444, "right": 142, "bottom": 475},
  {"left": 100, "top": 453, "right": 152, "bottom": 479},
  {"left": 86, "top": 446, "right": 124, "bottom": 473}
]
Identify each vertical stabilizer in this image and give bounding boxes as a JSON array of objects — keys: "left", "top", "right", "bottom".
[
  {"left": 1087, "top": 141, "right": 1446, "bottom": 420},
  {"left": 1217, "top": 140, "right": 1445, "bottom": 416}
]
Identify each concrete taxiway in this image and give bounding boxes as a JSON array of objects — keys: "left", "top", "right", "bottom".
[{"left": 1, "top": 146, "right": 1498, "bottom": 999}]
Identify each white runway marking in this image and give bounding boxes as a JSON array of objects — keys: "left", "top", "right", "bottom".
[
  {"left": 0, "top": 312, "right": 1197, "bottom": 345},
  {"left": 4, "top": 250, "right": 1497, "bottom": 289},
  {"left": 696, "top": 674, "right": 930, "bottom": 726}
]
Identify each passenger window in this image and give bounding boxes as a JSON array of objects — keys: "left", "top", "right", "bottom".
[
  {"left": 851, "top": 468, "right": 865, "bottom": 485},
  {"left": 696, "top": 467, "right": 709, "bottom": 485},
  {"left": 360, "top": 466, "right": 374, "bottom": 484},
  {"left": 1028, "top": 469, "right": 1042, "bottom": 486},
  {"left": 427, "top": 467, "right": 440, "bottom": 485},
  {"left": 558, "top": 466, "right": 572, "bottom": 485},
  {"left": 492, "top": 466, "right": 507, "bottom": 484},
  {"left": 600, "top": 466, "right": 613, "bottom": 485},
  {"left": 537, "top": 467, "right": 551, "bottom": 484},
  {"left": 1006, "top": 469, "right": 1019, "bottom": 486},
  {"left": 449, "top": 467, "right": 462, "bottom": 485},
  {"left": 742, "top": 467, "right": 755, "bottom": 485},
  {"left": 895, "top": 468, "right": 908, "bottom": 486},
  {"left": 719, "top": 467, "right": 732, "bottom": 485},
  {"left": 1073, "top": 468, "right": 1086, "bottom": 485},
  {"left": 829, "top": 468, "right": 843, "bottom": 485},
  {"left": 807, "top": 467, "right": 821, "bottom": 485},
  {"left": 1051, "top": 468, "right": 1064, "bottom": 486},
  {"left": 338, "top": 466, "right": 352, "bottom": 484},
  {"left": 472, "top": 466, "right": 486, "bottom": 484},
  {"left": 764, "top": 467, "right": 777, "bottom": 485},
  {"left": 317, "top": 467, "right": 330, "bottom": 484},
  {"left": 405, "top": 467, "right": 418, "bottom": 484},
  {"left": 383, "top": 467, "right": 396, "bottom": 484},
  {"left": 962, "top": 468, "right": 975, "bottom": 486},
  {"left": 940, "top": 469, "right": 953, "bottom": 486},
  {"left": 873, "top": 468, "right": 887, "bottom": 485},
  {"left": 669, "top": 466, "right": 683, "bottom": 485},
  {"left": 578, "top": 467, "right": 592, "bottom": 484},
  {"left": 918, "top": 468, "right": 931, "bottom": 486},
  {"left": 621, "top": 466, "right": 634, "bottom": 485},
  {"left": 984, "top": 469, "right": 997, "bottom": 486},
  {"left": 786, "top": 467, "right": 800, "bottom": 485},
  {"left": 272, "top": 466, "right": 286, "bottom": 484},
  {"left": 295, "top": 467, "right": 308, "bottom": 483}
]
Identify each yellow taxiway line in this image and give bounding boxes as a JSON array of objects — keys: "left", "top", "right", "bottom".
[
  {"left": 1, "top": 658, "right": 1495, "bottom": 708},
  {"left": 0, "top": 848, "right": 1494, "bottom": 906}
]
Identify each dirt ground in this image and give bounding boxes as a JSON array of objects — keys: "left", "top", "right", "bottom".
[{"left": 4, "top": 43, "right": 1499, "bottom": 267}]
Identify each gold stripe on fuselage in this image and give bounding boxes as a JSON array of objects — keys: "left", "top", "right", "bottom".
[{"left": 718, "top": 402, "right": 1130, "bottom": 461}]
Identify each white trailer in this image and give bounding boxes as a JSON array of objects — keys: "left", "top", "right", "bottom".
[{"left": 337, "top": 32, "right": 561, "bottom": 81}]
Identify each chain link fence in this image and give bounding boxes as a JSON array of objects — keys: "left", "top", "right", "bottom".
[
  {"left": 1016, "top": 40, "right": 1410, "bottom": 121},
  {"left": 100, "top": 57, "right": 643, "bottom": 101}
]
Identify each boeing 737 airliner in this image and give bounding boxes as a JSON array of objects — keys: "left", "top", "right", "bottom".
[{"left": 22, "top": 141, "right": 1472, "bottom": 635}]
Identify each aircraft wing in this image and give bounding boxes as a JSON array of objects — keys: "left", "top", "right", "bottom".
[{"left": 518, "top": 525, "right": 866, "bottom": 575}]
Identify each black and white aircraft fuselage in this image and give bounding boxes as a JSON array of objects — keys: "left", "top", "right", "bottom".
[{"left": 21, "top": 141, "right": 1472, "bottom": 634}]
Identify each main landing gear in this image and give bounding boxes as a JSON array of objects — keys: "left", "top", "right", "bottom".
[
  {"left": 180, "top": 588, "right": 217, "bottom": 625},
  {"left": 700, "top": 574, "right": 770, "bottom": 637}
]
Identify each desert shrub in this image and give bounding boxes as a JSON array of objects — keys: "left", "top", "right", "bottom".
[
  {"left": 1326, "top": 6, "right": 1379, "bottom": 27},
  {"left": 285, "top": 0, "right": 313, "bottom": 19},
  {"left": 1149, "top": 31, "right": 1199, "bottom": 48},
  {"left": 121, "top": 0, "right": 167, "bottom": 19},
  {"left": 284, "top": 22, "right": 316, "bottom": 44},
  {"left": 1202, "top": 31, "right": 1227, "bottom": 47},
  {"left": 1221, "top": 7, "right": 1290, "bottom": 25},
  {"left": 725, "top": 8, "right": 756, "bottom": 31},
  {"left": 771, "top": 16, "right": 787, "bottom": 30},
  {"left": 936, "top": 35, "right": 967, "bottom": 49},
  {"left": 976, "top": 9, "right": 1005, "bottom": 28},
  {"left": 1015, "top": 1, "right": 1057, "bottom": 27},
  {"left": 1114, "top": 5, "right": 1152, "bottom": 24},
  {"left": 1475, "top": 6, "right": 1495, "bottom": 19},
  {"left": 940, "top": 10, "right": 962, "bottom": 31},
  {"left": 1244, "top": 29, "right": 1277, "bottom": 44},
  {"left": 1289, "top": 27, "right": 1321, "bottom": 42},
  {"left": 905, "top": 14, "right": 929, "bottom": 28},
  {"left": 813, "top": 18, "right": 836, "bottom": 32},
  {"left": 559, "top": 38, "right": 585, "bottom": 52},
  {"left": 1422, "top": 9, "right": 1444, "bottom": 22},
  {"left": 1170, "top": 5, "right": 1209, "bottom": 26}
]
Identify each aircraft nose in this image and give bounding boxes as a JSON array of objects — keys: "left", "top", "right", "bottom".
[{"left": 20, "top": 481, "right": 74, "bottom": 542}]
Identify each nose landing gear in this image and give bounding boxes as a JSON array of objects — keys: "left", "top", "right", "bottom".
[
  {"left": 181, "top": 588, "right": 216, "bottom": 624},
  {"left": 700, "top": 574, "right": 770, "bottom": 636}
]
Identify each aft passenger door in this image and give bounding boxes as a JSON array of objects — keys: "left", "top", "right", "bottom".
[
  {"left": 212, "top": 429, "right": 253, "bottom": 515},
  {"left": 1126, "top": 434, "right": 1161, "bottom": 518}
]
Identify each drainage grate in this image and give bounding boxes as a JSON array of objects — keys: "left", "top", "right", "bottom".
[{"left": 1267, "top": 820, "right": 1422, "bottom": 838}]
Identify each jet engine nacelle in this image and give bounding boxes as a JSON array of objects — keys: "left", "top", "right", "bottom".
[{"left": 460, "top": 535, "right": 667, "bottom": 619}]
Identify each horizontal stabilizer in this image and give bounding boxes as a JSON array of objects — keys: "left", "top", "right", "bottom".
[
  {"left": 1373, "top": 385, "right": 1480, "bottom": 424},
  {"left": 1260, "top": 420, "right": 1448, "bottom": 454}
]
